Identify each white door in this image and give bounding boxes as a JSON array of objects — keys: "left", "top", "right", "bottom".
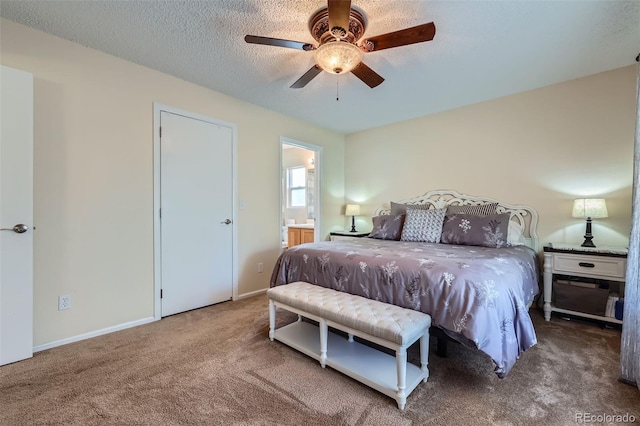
[
  {"left": 0, "top": 66, "right": 34, "bottom": 365},
  {"left": 160, "top": 111, "right": 233, "bottom": 317}
]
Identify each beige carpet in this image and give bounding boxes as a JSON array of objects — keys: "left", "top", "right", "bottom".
[{"left": 1, "top": 294, "right": 638, "bottom": 425}]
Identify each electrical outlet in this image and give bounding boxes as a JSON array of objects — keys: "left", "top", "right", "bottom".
[
  {"left": 58, "top": 295, "right": 71, "bottom": 311},
  {"left": 257, "top": 262, "right": 264, "bottom": 273}
]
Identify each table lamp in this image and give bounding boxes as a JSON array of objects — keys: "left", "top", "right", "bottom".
[
  {"left": 345, "top": 204, "right": 361, "bottom": 232},
  {"left": 572, "top": 198, "right": 608, "bottom": 247}
]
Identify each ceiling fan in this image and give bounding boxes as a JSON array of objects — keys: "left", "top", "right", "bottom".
[{"left": 244, "top": 0, "right": 436, "bottom": 89}]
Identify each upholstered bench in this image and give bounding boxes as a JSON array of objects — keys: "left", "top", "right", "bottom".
[{"left": 267, "top": 281, "right": 431, "bottom": 410}]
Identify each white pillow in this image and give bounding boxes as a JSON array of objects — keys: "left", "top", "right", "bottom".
[{"left": 507, "top": 221, "right": 526, "bottom": 246}]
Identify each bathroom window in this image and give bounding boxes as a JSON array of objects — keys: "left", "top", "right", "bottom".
[{"left": 287, "top": 166, "right": 306, "bottom": 208}]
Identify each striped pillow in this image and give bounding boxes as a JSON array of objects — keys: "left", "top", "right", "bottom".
[{"left": 446, "top": 202, "right": 498, "bottom": 216}]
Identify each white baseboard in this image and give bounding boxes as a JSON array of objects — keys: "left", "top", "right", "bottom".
[
  {"left": 33, "top": 316, "right": 156, "bottom": 353},
  {"left": 33, "top": 291, "right": 268, "bottom": 352},
  {"left": 236, "top": 287, "right": 267, "bottom": 300}
]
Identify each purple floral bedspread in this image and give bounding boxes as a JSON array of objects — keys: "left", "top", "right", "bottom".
[{"left": 270, "top": 238, "right": 539, "bottom": 377}]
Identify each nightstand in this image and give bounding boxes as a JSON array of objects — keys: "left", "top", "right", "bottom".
[
  {"left": 329, "top": 231, "right": 370, "bottom": 241},
  {"left": 543, "top": 243, "right": 627, "bottom": 324}
]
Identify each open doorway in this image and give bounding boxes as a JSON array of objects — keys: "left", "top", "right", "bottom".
[{"left": 280, "top": 138, "right": 322, "bottom": 249}]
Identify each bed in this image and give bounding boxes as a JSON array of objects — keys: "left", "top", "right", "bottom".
[{"left": 270, "top": 190, "right": 540, "bottom": 378}]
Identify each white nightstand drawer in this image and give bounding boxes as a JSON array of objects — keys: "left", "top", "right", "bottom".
[{"left": 552, "top": 253, "right": 626, "bottom": 280}]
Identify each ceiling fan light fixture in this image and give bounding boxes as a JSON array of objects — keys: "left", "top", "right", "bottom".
[{"left": 314, "top": 41, "right": 363, "bottom": 74}]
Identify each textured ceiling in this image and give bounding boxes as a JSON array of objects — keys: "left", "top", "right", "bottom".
[{"left": 1, "top": 1, "right": 639, "bottom": 134}]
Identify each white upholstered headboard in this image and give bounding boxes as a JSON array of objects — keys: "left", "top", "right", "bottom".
[{"left": 375, "top": 189, "right": 539, "bottom": 251}]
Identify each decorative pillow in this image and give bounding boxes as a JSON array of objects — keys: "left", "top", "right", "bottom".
[
  {"left": 368, "top": 214, "right": 405, "bottom": 240},
  {"left": 507, "top": 220, "right": 526, "bottom": 246},
  {"left": 390, "top": 201, "right": 430, "bottom": 216},
  {"left": 446, "top": 202, "right": 498, "bottom": 216},
  {"left": 400, "top": 207, "right": 446, "bottom": 243},
  {"left": 440, "top": 213, "right": 510, "bottom": 248}
]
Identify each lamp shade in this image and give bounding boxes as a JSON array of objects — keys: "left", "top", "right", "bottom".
[
  {"left": 345, "top": 204, "right": 361, "bottom": 216},
  {"left": 314, "top": 41, "right": 363, "bottom": 74},
  {"left": 572, "top": 198, "right": 608, "bottom": 219}
]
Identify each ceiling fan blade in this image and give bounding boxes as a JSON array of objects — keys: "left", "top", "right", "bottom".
[
  {"left": 328, "top": 0, "right": 352, "bottom": 39},
  {"left": 290, "top": 65, "right": 323, "bottom": 89},
  {"left": 351, "top": 62, "right": 384, "bottom": 88},
  {"left": 360, "top": 22, "right": 436, "bottom": 52},
  {"left": 244, "top": 35, "right": 315, "bottom": 51}
]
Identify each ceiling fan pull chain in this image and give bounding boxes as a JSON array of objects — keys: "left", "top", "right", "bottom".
[{"left": 336, "top": 75, "right": 339, "bottom": 101}]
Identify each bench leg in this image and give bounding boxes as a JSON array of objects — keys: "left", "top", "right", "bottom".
[
  {"left": 420, "top": 331, "right": 430, "bottom": 383},
  {"left": 268, "top": 300, "right": 276, "bottom": 341},
  {"left": 319, "top": 319, "right": 328, "bottom": 368},
  {"left": 348, "top": 333, "right": 354, "bottom": 342},
  {"left": 396, "top": 347, "right": 407, "bottom": 410}
]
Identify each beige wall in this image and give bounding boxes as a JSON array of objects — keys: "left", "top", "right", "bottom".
[
  {"left": 0, "top": 19, "right": 345, "bottom": 346},
  {"left": 345, "top": 65, "right": 636, "bottom": 249}
]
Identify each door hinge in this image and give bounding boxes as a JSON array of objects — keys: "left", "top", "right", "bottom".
[
  {"left": 159, "top": 208, "right": 162, "bottom": 218},
  {"left": 160, "top": 289, "right": 163, "bottom": 299},
  {"left": 159, "top": 126, "right": 162, "bottom": 138}
]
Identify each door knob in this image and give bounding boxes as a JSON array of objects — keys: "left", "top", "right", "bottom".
[
  {"left": 0, "top": 224, "right": 29, "bottom": 233},
  {"left": 221, "top": 219, "right": 232, "bottom": 225}
]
